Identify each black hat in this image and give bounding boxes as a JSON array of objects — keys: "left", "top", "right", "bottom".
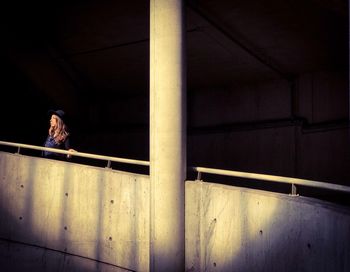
[{"left": 48, "top": 109, "right": 66, "bottom": 121}]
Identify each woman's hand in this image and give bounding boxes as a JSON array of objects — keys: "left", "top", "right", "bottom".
[{"left": 67, "top": 148, "right": 77, "bottom": 159}]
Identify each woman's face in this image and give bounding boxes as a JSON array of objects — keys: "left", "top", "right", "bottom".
[{"left": 50, "top": 115, "right": 58, "bottom": 128}]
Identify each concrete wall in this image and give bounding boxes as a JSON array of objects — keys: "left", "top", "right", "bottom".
[
  {"left": 186, "top": 180, "right": 350, "bottom": 272},
  {"left": 0, "top": 152, "right": 150, "bottom": 272},
  {"left": 1, "top": 152, "right": 350, "bottom": 271}
]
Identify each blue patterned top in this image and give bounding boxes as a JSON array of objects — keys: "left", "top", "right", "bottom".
[{"left": 43, "top": 135, "right": 70, "bottom": 160}]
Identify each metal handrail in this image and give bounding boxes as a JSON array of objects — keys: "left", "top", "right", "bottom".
[
  {"left": 0, "top": 140, "right": 150, "bottom": 166},
  {"left": 1, "top": 140, "right": 349, "bottom": 195},
  {"left": 191, "top": 166, "right": 350, "bottom": 194}
]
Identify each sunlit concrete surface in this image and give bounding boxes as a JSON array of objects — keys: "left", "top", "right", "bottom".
[
  {"left": 0, "top": 152, "right": 150, "bottom": 272},
  {"left": 150, "top": 0, "right": 186, "bottom": 270},
  {"left": 1, "top": 151, "right": 350, "bottom": 271},
  {"left": 185, "top": 181, "right": 350, "bottom": 271}
]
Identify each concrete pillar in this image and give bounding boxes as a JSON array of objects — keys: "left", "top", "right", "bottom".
[{"left": 150, "top": 0, "right": 186, "bottom": 271}]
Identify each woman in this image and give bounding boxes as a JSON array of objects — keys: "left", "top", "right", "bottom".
[{"left": 43, "top": 109, "right": 76, "bottom": 160}]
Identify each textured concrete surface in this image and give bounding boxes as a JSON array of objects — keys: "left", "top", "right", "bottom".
[
  {"left": 185, "top": 180, "right": 350, "bottom": 272},
  {"left": 0, "top": 152, "right": 149, "bottom": 271},
  {"left": 1, "top": 151, "right": 350, "bottom": 271}
]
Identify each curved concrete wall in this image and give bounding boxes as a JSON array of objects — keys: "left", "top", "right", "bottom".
[
  {"left": 0, "top": 152, "right": 150, "bottom": 272},
  {"left": 0, "top": 152, "right": 349, "bottom": 271},
  {"left": 185, "top": 181, "right": 350, "bottom": 271}
]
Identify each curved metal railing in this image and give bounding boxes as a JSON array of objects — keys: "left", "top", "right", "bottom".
[
  {"left": 191, "top": 166, "right": 350, "bottom": 195},
  {"left": 1, "top": 140, "right": 349, "bottom": 195},
  {"left": 0, "top": 140, "right": 149, "bottom": 167}
]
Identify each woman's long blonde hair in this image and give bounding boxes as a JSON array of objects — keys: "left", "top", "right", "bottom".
[{"left": 49, "top": 115, "right": 69, "bottom": 144}]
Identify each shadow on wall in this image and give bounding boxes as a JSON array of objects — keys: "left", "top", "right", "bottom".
[
  {"left": 185, "top": 181, "right": 350, "bottom": 272},
  {"left": 0, "top": 152, "right": 146, "bottom": 272},
  {"left": 1, "top": 152, "right": 350, "bottom": 272}
]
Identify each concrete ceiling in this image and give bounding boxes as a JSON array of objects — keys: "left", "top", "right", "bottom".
[{"left": 1, "top": 0, "right": 348, "bottom": 120}]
